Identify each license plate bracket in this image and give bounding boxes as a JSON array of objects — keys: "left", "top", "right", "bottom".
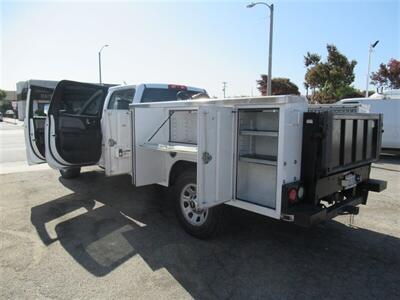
[{"left": 341, "top": 173, "right": 358, "bottom": 190}]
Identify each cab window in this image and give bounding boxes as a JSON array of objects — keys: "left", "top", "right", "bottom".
[
  {"left": 29, "top": 86, "right": 54, "bottom": 118},
  {"left": 141, "top": 88, "right": 200, "bottom": 103},
  {"left": 56, "top": 85, "right": 105, "bottom": 117},
  {"left": 107, "top": 89, "right": 135, "bottom": 110}
]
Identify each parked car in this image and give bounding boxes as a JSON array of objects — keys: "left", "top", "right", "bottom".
[{"left": 5, "top": 110, "right": 15, "bottom": 117}]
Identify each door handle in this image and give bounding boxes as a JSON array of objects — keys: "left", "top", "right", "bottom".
[
  {"left": 202, "top": 152, "right": 212, "bottom": 164},
  {"left": 118, "top": 149, "right": 131, "bottom": 157}
]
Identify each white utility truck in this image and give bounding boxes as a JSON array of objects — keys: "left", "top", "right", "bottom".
[{"left": 25, "top": 80, "right": 387, "bottom": 238}]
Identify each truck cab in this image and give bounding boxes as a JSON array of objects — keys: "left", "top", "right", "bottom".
[{"left": 24, "top": 80, "right": 207, "bottom": 178}]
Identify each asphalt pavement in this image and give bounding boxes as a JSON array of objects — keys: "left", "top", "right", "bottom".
[
  {"left": 0, "top": 121, "right": 49, "bottom": 174},
  {"left": 0, "top": 122, "right": 399, "bottom": 299}
]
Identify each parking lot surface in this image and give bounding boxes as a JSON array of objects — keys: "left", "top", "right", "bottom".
[{"left": 1, "top": 153, "right": 399, "bottom": 299}]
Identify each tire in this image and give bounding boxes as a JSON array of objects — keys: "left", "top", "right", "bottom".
[
  {"left": 59, "top": 167, "right": 81, "bottom": 179},
  {"left": 173, "top": 169, "right": 220, "bottom": 239}
]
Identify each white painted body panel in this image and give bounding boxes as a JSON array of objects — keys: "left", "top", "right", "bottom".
[
  {"left": 103, "top": 110, "right": 132, "bottom": 176},
  {"left": 197, "top": 105, "right": 235, "bottom": 209},
  {"left": 101, "top": 85, "right": 136, "bottom": 176}
]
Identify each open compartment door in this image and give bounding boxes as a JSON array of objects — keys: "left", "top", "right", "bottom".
[
  {"left": 24, "top": 85, "right": 54, "bottom": 165},
  {"left": 197, "top": 105, "right": 235, "bottom": 209},
  {"left": 45, "top": 80, "right": 109, "bottom": 169},
  {"left": 133, "top": 107, "right": 168, "bottom": 186}
]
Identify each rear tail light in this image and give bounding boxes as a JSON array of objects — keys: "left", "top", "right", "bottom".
[
  {"left": 168, "top": 84, "right": 187, "bottom": 90},
  {"left": 288, "top": 188, "right": 298, "bottom": 203},
  {"left": 288, "top": 185, "right": 305, "bottom": 204}
]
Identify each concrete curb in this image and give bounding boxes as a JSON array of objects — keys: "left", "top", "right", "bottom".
[{"left": 2, "top": 117, "right": 23, "bottom": 126}]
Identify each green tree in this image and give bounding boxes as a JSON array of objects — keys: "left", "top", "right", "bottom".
[
  {"left": 304, "top": 44, "right": 358, "bottom": 103},
  {"left": 0, "top": 89, "right": 6, "bottom": 101},
  {"left": 0, "top": 89, "right": 13, "bottom": 113},
  {"left": 257, "top": 75, "right": 300, "bottom": 96},
  {"left": 371, "top": 58, "right": 400, "bottom": 90}
]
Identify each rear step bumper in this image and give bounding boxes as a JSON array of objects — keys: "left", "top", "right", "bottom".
[
  {"left": 364, "top": 178, "right": 387, "bottom": 192},
  {"left": 287, "top": 179, "right": 387, "bottom": 227}
]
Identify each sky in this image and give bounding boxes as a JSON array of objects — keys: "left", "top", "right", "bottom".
[{"left": 1, "top": 0, "right": 399, "bottom": 97}]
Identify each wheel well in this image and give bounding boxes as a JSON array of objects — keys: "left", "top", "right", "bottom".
[{"left": 169, "top": 160, "right": 196, "bottom": 186}]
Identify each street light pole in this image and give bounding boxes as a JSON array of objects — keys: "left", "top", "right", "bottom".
[
  {"left": 222, "top": 81, "right": 227, "bottom": 98},
  {"left": 247, "top": 2, "right": 274, "bottom": 96},
  {"left": 266, "top": 4, "right": 273, "bottom": 96},
  {"left": 98, "top": 44, "right": 109, "bottom": 84},
  {"left": 365, "top": 40, "right": 379, "bottom": 98}
]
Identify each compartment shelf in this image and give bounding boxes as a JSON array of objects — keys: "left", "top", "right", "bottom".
[
  {"left": 239, "top": 154, "right": 277, "bottom": 166},
  {"left": 240, "top": 130, "right": 278, "bottom": 137},
  {"left": 236, "top": 108, "right": 279, "bottom": 207}
]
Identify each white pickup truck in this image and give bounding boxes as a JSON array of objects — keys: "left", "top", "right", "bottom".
[
  {"left": 25, "top": 80, "right": 387, "bottom": 238},
  {"left": 25, "top": 80, "right": 207, "bottom": 177}
]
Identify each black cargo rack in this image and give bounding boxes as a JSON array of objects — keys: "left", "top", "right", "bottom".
[
  {"left": 302, "top": 111, "right": 382, "bottom": 177},
  {"left": 300, "top": 111, "right": 383, "bottom": 205}
]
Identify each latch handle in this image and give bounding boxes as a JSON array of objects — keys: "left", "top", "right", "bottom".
[{"left": 202, "top": 152, "right": 212, "bottom": 164}]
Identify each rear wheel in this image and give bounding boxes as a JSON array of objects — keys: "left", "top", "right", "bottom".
[
  {"left": 59, "top": 167, "right": 81, "bottom": 179},
  {"left": 174, "top": 169, "right": 220, "bottom": 239}
]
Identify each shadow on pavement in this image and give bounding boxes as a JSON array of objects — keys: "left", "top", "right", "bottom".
[{"left": 31, "top": 169, "right": 400, "bottom": 299}]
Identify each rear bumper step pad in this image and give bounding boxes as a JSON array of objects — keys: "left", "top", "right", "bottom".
[{"left": 288, "top": 178, "right": 387, "bottom": 227}]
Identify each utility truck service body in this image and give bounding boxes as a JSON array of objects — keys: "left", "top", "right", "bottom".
[{"left": 25, "top": 80, "right": 387, "bottom": 238}]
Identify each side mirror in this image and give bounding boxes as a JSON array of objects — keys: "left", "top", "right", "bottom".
[{"left": 176, "top": 91, "right": 191, "bottom": 100}]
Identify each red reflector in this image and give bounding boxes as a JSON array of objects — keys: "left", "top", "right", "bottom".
[
  {"left": 168, "top": 84, "right": 187, "bottom": 90},
  {"left": 288, "top": 188, "right": 298, "bottom": 203}
]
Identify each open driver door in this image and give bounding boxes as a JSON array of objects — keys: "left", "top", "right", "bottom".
[{"left": 45, "top": 80, "right": 109, "bottom": 170}]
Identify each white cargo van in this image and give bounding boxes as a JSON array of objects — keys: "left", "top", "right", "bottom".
[{"left": 338, "top": 97, "right": 400, "bottom": 152}]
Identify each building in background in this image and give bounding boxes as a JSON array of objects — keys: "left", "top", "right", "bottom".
[
  {"left": 5, "top": 90, "right": 17, "bottom": 106},
  {"left": 16, "top": 80, "right": 58, "bottom": 121}
]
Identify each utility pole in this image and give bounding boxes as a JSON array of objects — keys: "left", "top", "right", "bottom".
[
  {"left": 365, "top": 40, "right": 379, "bottom": 97},
  {"left": 222, "top": 82, "right": 227, "bottom": 98}
]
